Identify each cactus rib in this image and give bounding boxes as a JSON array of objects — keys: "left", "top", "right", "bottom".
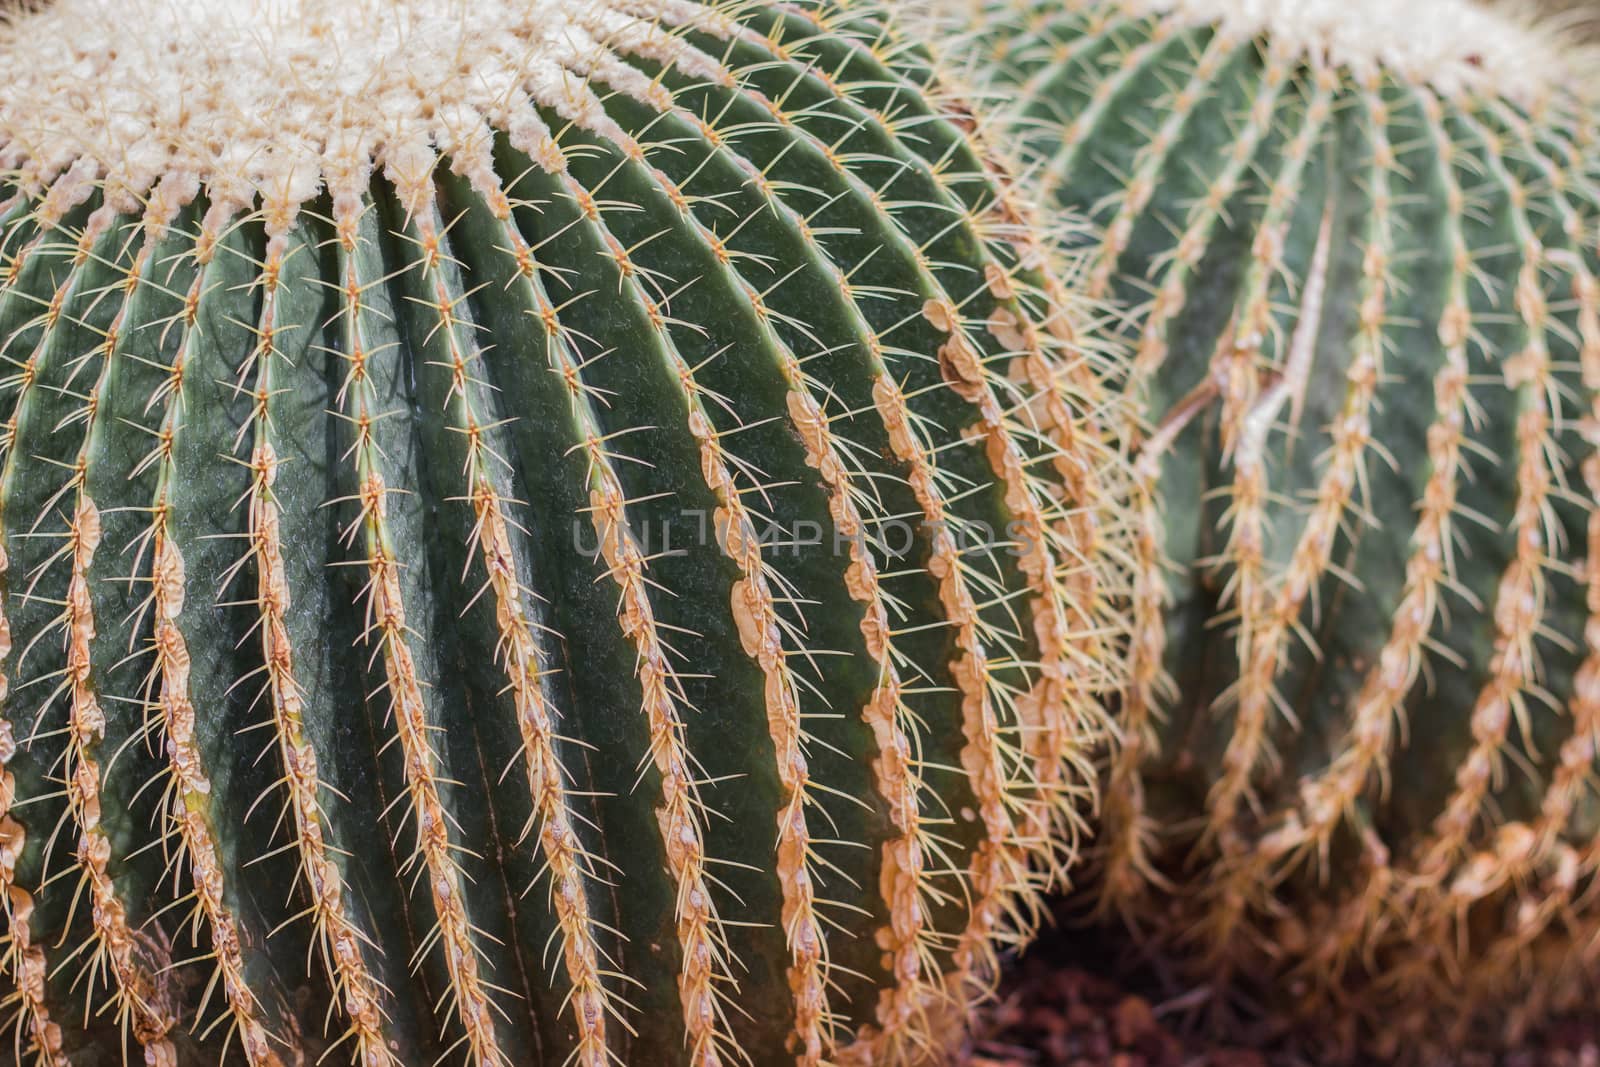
[
  {"left": 239, "top": 221, "right": 398, "bottom": 1067},
  {"left": 58, "top": 210, "right": 181, "bottom": 1063},
  {"left": 0, "top": 181, "right": 90, "bottom": 1067}
]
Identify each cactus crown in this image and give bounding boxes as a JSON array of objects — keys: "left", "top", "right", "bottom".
[
  {"left": 3, "top": 0, "right": 742, "bottom": 218},
  {"left": 954, "top": 0, "right": 1600, "bottom": 1058},
  {"left": 0, "top": 1, "right": 1131, "bottom": 1065},
  {"left": 1045, "top": 0, "right": 1589, "bottom": 99}
]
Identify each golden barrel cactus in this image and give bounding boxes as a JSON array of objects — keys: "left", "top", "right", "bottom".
[{"left": 0, "top": 0, "right": 1130, "bottom": 1064}]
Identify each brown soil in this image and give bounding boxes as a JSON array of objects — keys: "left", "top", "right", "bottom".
[
  {"left": 975, "top": 956, "right": 1267, "bottom": 1067},
  {"left": 974, "top": 912, "right": 1600, "bottom": 1067}
]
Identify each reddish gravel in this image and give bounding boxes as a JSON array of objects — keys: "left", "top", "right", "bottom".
[
  {"left": 973, "top": 956, "right": 1266, "bottom": 1067},
  {"left": 973, "top": 924, "right": 1600, "bottom": 1067}
]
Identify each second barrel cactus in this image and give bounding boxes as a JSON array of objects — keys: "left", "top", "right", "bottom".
[{"left": 957, "top": 0, "right": 1600, "bottom": 1058}]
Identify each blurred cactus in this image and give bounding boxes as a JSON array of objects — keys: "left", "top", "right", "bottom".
[
  {"left": 1535, "top": 0, "right": 1600, "bottom": 42},
  {"left": 0, "top": 0, "right": 1132, "bottom": 1064},
  {"left": 952, "top": 0, "right": 1600, "bottom": 1058}
]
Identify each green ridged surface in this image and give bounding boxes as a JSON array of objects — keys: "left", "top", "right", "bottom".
[
  {"left": 0, "top": 2, "right": 1128, "bottom": 1065},
  {"left": 966, "top": 0, "right": 1600, "bottom": 1059}
]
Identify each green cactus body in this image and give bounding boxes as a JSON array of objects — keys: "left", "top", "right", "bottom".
[
  {"left": 963, "top": 0, "right": 1600, "bottom": 1056},
  {"left": 0, "top": 1, "right": 1130, "bottom": 1064}
]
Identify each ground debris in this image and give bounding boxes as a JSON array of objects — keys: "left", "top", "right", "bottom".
[{"left": 975, "top": 954, "right": 1600, "bottom": 1067}]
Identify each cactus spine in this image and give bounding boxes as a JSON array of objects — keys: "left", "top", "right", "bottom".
[
  {"left": 959, "top": 0, "right": 1600, "bottom": 1058},
  {"left": 0, "top": 1, "right": 1131, "bottom": 1064}
]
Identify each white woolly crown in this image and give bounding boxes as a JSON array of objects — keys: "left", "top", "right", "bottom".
[
  {"left": 1122, "top": 0, "right": 1588, "bottom": 103},
  {"left": 1, "top": 0, "right": 1588, "bottom": 229},
  {"left": 0, "top": 0, "right": 739, "bottom": 222}
]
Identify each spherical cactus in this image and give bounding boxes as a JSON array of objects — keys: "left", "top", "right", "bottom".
[
  {"left": 954, "top": 0, "right": 1600, "bottom": 1058},
  {"left": 0, "top": 1, "right": 1131, "bottom": 1065}
]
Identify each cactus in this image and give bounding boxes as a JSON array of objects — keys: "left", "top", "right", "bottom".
[
  {"left": 954, "top": 0, "right": 1600, "bottom": 1058},
  {"left": 0, "top": 1, "right": 1132, "bottom": 1064}
]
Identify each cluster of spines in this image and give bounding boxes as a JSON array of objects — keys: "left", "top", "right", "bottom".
[
  {"left": 804, "top": 3, "right": 1132, "bottom": 1028},
  {"left": 501, "top": 153, "right": 740, "bottom": 1067},
  {"left": 148, "top": 210, "right": 286, "bottom": 1066},
  {"left": 1196, "top": 62, "right": 1380, "bottom": 969},
  {"left": 1373, "top": 92, "right": 1566, "bottom": 1040},
  {"left": 0, "top": 178, "right": 77, "bottom": 1067},
  {"left": 0, "top": 1, "right": 1130, "bottom": 1065},
  {"left": 968, "top": 0, "right": 1600, "bottom": 1055},
  {"left": 410, "top": 161, "right": 632, "bottom": 1067},
  {"left": 334, "top": 172, "right": 515, "bottom": 1067},
  {"left": 237, "top": 212, "right": 396, "bottom": 1067},
  {"left": 58, "top": 199, "right": 179, "bottom": 1066}
]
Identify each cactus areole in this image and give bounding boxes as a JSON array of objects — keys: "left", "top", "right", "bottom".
[
  {"left": 965, "top": 0, "right": 1600, "bottom": 1059},
  {"left": 0, "top": 1, "right": 1130, "bottom": 1064}
]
